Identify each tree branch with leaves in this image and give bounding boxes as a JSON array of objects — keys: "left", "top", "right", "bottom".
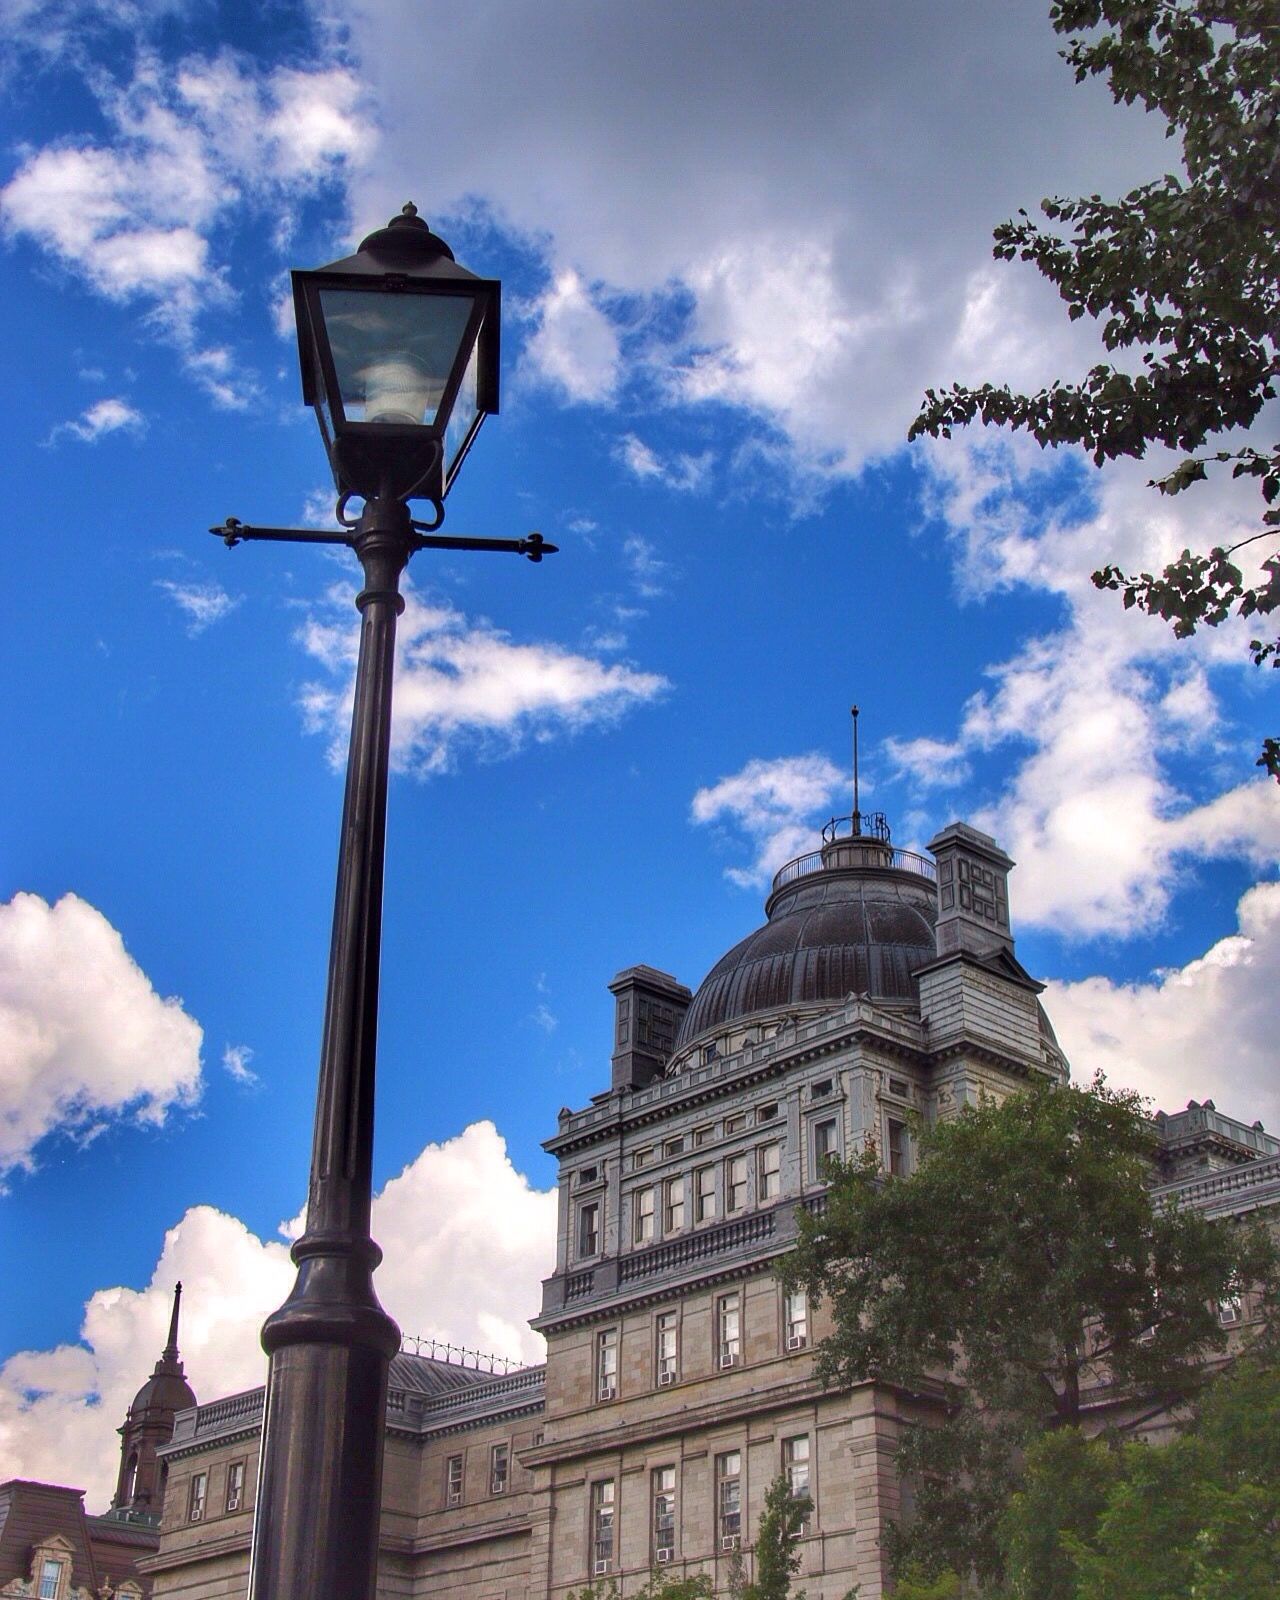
[{"left": 909, "top": 0, "right": 1280, "bottom": 776}]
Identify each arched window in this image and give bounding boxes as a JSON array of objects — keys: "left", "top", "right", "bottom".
[{"left": 123, "top": 1452, "right": 138, "bottom": 1503}]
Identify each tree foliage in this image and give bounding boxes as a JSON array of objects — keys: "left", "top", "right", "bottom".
[
  {"left": 997, "top": 1357, "right": 1280, "bottom": 1600},
  {"left": 908, "top": 1, "right": 1280, "bottom": 776},
  {"left": 783, "top": 1079, "right": 1276, "bottom": 1583},
  {"left": 737, "top": 1474, "right": 813, "bottom": 1600}
]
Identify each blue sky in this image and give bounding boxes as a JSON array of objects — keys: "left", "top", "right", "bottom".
[{"left": 1, "top": 0, "right": 1276, "bottom": 1499}]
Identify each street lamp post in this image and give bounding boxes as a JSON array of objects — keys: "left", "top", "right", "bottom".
[{"left": 210, "top": 205, "right": 555, "bottom": 1600}]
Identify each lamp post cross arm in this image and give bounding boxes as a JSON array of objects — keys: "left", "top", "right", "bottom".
[{"left": 210, "top": 518, "right": 557, "bottom": 562}]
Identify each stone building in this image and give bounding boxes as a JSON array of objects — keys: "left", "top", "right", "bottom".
[
  {"left": 137, "top": 813, "right": 1280, "bottom": 1600},
  {"left": 0, "top": 1286, "right": 197, "bottom": 1600}
]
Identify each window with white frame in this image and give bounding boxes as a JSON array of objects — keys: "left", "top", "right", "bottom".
[
  {"left": 758, "top": 1142, "right": 781, "bottom": 1200},
  {"left": 784, "top": 1286, "right": 808, "bottom": 1349},
  {"left": 490, "top": 1442, "right": 509, "bottom": 1495},
  {"left": 592, "top": 1479, "right": 616, "bottom": 1574},
  {"left": 813, "top": 1117, "right": 838, "bottom": 1176},
  {"left": 37, "top": 1561, "right": 63, "bottom": 1600},
  {"left": 597, "top": 1327, "right": 619, "bottom": 1400},
  {"left": 726, "top": 1155, "right": 748, "bottom": 1214},
  {"left": 225, "top": 1459, "right": 245, "bottom": 1512},
  {"left": 445, "top": 1453, "right": 464, "bottom": 1506},
  {"left": 656, "top": 1310, "right": 679, "bottom": 1384},
  {"left": 579, "top": 1199, "right": 601, "bottom": 1258},
  {"left": 189, "top": 1471, "right": 208, "bottom": 1522},
  {"left": 653, "top": 1465, "right": 677, "bottom": 1562},
  {"left": 717, "top": 1450, "right": 742, "bottom": 1545},
  {"left": 695, "top": 1164, "right": 717, "bottom": 1223},
  {"left": 664, "top": 1175, "right": 686, "bottom": 1233},
  {"left": 718, "top": 1290, "right": 741, "bottom": 1367},
  {"left": 887, "top": 1118, "right": 909, "bottom": 1176},
  {"left": 634, "top": 1186, "right": 656, "bottom": 1244},
  {"left": 783, "top": 1434, "right": 811, "bottom": 1501}
]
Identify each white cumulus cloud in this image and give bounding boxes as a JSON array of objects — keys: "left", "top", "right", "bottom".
[
  {"left": 523, "top": 269, "right": 621, "bottom": 403},
  {"left": 0, "top": 1122, "right": 554, "bottom": 1505},
  {"left": 296, "top": 581, "right": 668, "bottom": 775},
  {"left": 154, "top": 577, "right": 241, "bottom": 635},
  {"left": 45, "top": 396, "right": 145, "bottom": 445},
  {"left": 692, "top": 753, "right": 845, "bottom": 887},
  {"left": 0, "top": 892, "right": 203, "bottom": 1185},
  {"left": 1046, "top": 882, "right": 1280, "bottom": 1131}
]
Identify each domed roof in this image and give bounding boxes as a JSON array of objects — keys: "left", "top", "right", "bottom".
[
  {"left": 675, "top": 830, "right": 938, "bottom": 1052},
  {"left": 129, "top": 1365, "right": 197, "bottom": 1416}
]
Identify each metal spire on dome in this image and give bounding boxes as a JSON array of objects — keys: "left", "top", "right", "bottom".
[
  {"left": 161, "top": 1281, "right": 183, "bottom": 1366},
  {"left": 851, "top": 704, "right": 861, "bottom": 835}
]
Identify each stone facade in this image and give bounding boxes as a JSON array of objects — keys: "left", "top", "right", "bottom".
[{"left": 139, "top": 816, "right": 1280, "bottom": 1599}]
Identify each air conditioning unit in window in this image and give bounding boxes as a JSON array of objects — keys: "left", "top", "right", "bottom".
[
  {"left": 721, "top": 1535, "right": 740, "bottom": 1552},
  {"left": 190, "top": 1509, "right": 203, "bottom": 1523},
  {"left": 446, "top": 1492, "right": 461, "bottom": 1507},
  {"left": 594, "top": 1561, "right": 612, "bottom": 1577},
  {"left": 786, "top": 1335, "right": 807, "bottom": 1351},
  {"left": 598, "top": 1383, "right": 617, "bottom": 1401},
  {"left": 656, "top": 1548, "right": 673, "bottom": 1564},
  {"left": 658, "top": 1369, "right": 675, "bottom": 1385},
  {"left": 227, "top": 1491, "right": 241, "bottom": 1512},
  {"left": 719, "top": 1353, "right": 738, "bottom": 1369}
]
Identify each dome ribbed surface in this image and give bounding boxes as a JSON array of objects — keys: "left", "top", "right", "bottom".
[{"left": 675, "top": 868, "right": 937, "bottom": 1050}]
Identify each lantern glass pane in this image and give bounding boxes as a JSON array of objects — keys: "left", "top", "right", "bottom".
[
  {"left": 443, "top": 332, "right": 481, "bottom": 480},
  {"left": 318, "top": 287, "right": 475, "bottom": 426}
]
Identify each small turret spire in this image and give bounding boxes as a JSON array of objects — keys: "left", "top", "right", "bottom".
[
  {"left": 162, "top": 1281, "right": 183, "bottom": 1365},
  {"left": 851, "top": 705, "right": 861, "bottom": 835}
]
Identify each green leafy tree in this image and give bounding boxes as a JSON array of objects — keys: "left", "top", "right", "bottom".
[
  {"left": 1071, "top": 1356, "right": 1280, "bottom": 1600},
  {"left": 782, "top": 1079, "right": 1275, "bottom": 1585},
  {"left": 739, "top": 1474, "right": 813, "bottom": 1600},
  {"left": 908, "top": 1, "right": 1280, "bottom": 777},
  {"left": 997, "top": 1428, "right": 1121, "bottom": 1600}
]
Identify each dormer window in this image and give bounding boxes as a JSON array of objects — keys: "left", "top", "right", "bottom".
[{"left": 38, "top": 1561, "right": 64, "bottom": 1600}]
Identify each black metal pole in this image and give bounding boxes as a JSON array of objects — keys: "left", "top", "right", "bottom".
[{"left": 247, "top": 495, "right": 412, "bottom": 1600}]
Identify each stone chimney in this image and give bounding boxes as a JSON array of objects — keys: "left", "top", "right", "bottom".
[
  {"left": 608, "top": 966, "right": 691, "bottom": 1091},
  {"left": 928, "top": 821, "right": 1016, "bottom": 960}
]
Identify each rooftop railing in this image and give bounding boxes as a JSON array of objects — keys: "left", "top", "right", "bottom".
[{"left": 772, "top": 843, "right": 937, "bottom": 894}]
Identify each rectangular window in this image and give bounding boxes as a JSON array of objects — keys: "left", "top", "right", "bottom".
[
  {"left": 446, "top": 1453, "right": 464, "bottom": 1507},
  {"left": 718, "top": 1291, "right": 741, "bottom": 1367},
  {"left": 664, "top": 1136, "right": 685, "bottom": 1157},
  {"left": 887, "top": 1119, "right": 909, "bottom": 1176},
  {"left": 724, "top": 1113, "right": 747, "bottom": 1136},
  {"left": 578, "top": 1164, "right": 599, "bottom": 1184},
  {"left": 634, "top": 1147, "right": 652, "bottom": 1170},
  {"left": 717, "top": 1450, "right": 742, "bottom": 1546},
  {"left": 693, "top": 1124, "right": 713, "bottom": 1148},
  {"left": 189, "top": 1471, "right": 207, "bottom": 1522},
  {"left": 634, "top": 1186, "right": 656, "bottom": 1244},
  {"left": 597, "top": 1327, "right": 619, "bottom": 1400},
  {"left": 756, "top": 1102, "right": 778, "bottom": 1123},
  {"left": 579, "top": 1200, "right": 600, "bottom": 1258},
  {"left": 38, "top": 1562, "right": 62, "bottom": 1600},
  {"left": 783, "top": 1434, "right": 811, "bottom": 1500},
  {"left": 889, "top": 1077, "right": 909, "bottom": 1099},
  {"left": 225, "top": 1459, "right": 245, "bottom": 1512},
  {"left": 656, "top": 1310, "right": 679, "bottom": 1384},
  {"left": 653, "top": 1465, "right": 677, "bottom": 1562},
  {"left": 695, "top": 1164, "right": 717, "bottom": 1223},
  {"left": 784, "top": 1286, "right": 808, "bottom": 1350},
  {"left": 726, "top": 1155, "right": 748, "bottom": 1214},
  {"left": 811, "top": 1078, "right": 833, "bottom": 1098},
  {"left": 813, "top": 1118, "right": 838, "bottom": 1175},
  {"left": 1219, "top": 1294, "right": 1244, "bottom": 1326},
  {"left": 664, "top": 1175, "right": 686, "bottom": 1233},
  {"left": 490, "top": 1443, "right": 509, "bottom": 1495},
  {"left": 592, "top": 1479, "right": 616, "bottom": 1574},
  {"left": 758, "top": 1143, "right": 781, "bottom": 1200}
]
